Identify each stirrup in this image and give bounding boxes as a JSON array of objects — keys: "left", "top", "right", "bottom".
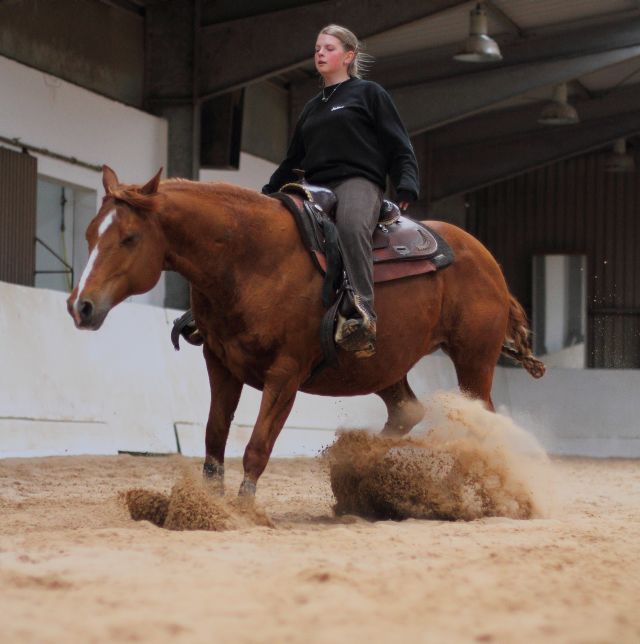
[
  {"left": 171, "top": 309, "right": 204, "bottom": 350},
  {"left": 335, "top": 315, "right": 376, "bottom": 358}
]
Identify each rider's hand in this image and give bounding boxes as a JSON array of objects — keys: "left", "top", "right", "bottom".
[{"left": 399, "top": 201, "right": 409, "bottom": 211}]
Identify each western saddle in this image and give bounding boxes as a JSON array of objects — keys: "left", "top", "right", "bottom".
[{"left": 275, "top": 178, "right": 453, "bottom": 285}]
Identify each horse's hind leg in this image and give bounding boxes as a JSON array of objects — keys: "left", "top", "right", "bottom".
[
  {"left": 450, "top": 356, "right": 496, "bottom": 411},
  {"left": 447, "top": 316, "right": 505, "bottom": 412},
  {"left": 377, "top": 376, "right": 425, "bottom": 436}
]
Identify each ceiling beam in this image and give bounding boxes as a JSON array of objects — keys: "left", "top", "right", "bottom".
[
  {"left": 96, "top": 0, "right": 144, "bottom": 16},
  {"left": 431, "top": 82, "right": 640, "bottom": 148},
  {"left": 198, "top": 0, "right": 468, "bottom": 99},
  {"left": 371, "top": 12, "right": 640, "bottom": 89},
  {"left": 428, "top": 83, "right": 640, "bottom": 200},
  {"left": 484, "top": 0, "right": 524, "bottom": 37},
  {"left": 395, "top": 45, "right": 640, "bottom": 136},
  {"left": 288, "top": 14, "right": 640, "bottom": 132}
]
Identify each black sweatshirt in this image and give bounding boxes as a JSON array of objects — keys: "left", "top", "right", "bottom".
[{"left": 263, "top": 78, "right": 419, "bottom": 202}]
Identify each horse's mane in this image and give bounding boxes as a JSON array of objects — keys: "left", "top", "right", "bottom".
[
  {"left": 108, "top": 179, "right": 267, "bottom": 213},
  {"left": 108, "top": 187, "right": 158, "bottom": 212}
]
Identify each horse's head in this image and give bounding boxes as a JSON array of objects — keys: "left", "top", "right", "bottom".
[{"left": 67, "top": 165, "right": 166, "bottom": 330}]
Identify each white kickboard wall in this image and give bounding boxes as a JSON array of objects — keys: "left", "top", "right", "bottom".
[{"left": 1, "top": 281, "right": 639, "bottom": 460}]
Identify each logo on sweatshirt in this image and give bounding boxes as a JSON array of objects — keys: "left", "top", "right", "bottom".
[{"left": 331, "top": 105, "right": 345, "bottom": 111}]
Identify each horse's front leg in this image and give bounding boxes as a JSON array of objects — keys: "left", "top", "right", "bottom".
[
  {"left": 202, "top": 345, "right": 243, "bottom": 493},
  {"left": 240, "top": 359, "right": 299, "bottom": 497}
]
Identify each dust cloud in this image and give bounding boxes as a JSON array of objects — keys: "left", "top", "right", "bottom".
[
  {"left": 327, "top": 392, "right": 556, "bottom": 521},
  {"left": 124, "top": 392, "right": 556, "bottom": 527},
  {"left": 123, "top": 463, "right": 271, "bottom": 530}
]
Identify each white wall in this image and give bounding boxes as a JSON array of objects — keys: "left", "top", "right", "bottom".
[
  {"left": 1, "top": 281, "right": 639, "bottom": 460},
  {"left": 544, "top": 254, "right": 567, "bottom": 354},
  {"left": 200, "top": 152, "right": 277, "bottom": 191},
  {"left": 0, "top": 55, "right": 168, "bottom": 305}
]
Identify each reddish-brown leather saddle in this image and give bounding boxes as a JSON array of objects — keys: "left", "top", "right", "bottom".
[{"left": 272, "top": 183, "right": 454, "bottom": 284}]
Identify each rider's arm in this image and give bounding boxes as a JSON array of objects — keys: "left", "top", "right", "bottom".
[{"left": 374, "top": 86, "right": 419, "bottom": 204}]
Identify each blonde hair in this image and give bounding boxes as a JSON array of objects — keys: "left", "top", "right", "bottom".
[{"left": 318, "top": 24, "right": 374, "bottom": 79}]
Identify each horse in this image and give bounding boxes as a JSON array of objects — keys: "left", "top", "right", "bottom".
[{"left": 67, "top": 166, "right": 544, "bottom": 497}]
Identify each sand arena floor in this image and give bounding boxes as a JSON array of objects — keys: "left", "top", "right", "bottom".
[{"left": 0, "top": 453, "right": 639, "bottom": 643}]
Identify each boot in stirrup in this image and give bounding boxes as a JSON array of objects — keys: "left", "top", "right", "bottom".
[{"left": 335, "top": 294, "right": 376, "bottom": 358}]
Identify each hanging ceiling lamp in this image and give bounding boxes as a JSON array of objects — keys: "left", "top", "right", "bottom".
[
  {"left": 604, "top": 138, "right": 635, "bottom": 173},
  {"left": 453, "top": 2, "right": 503, "bottom": 63},
  {"left": 538, "top": 83, "right": 580, "bottom": 125}
]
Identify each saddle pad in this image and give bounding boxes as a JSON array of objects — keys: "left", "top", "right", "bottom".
[{"left": 313, "top": 241, "right": 447, "bottom": 284}]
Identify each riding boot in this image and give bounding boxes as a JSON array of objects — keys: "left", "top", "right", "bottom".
[{"left": 335, "top": 290, "right": 377, "bottom": 358}]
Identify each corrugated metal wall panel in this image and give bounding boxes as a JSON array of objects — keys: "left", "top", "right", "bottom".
[
  {"left": 468, "top": 150, "right": 639, "bottom": 368},
  {"left": 0, "top": 146, "right": 37, "bottom": 286}
]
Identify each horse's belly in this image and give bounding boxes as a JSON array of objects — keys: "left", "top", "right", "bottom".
[
  {"left": 300, "top": 343, "right": 439, "bottom": 396},
  {"left": 301, "top": 314, "right": 444, "bottom": 396},
  {"left": 210, "top": 273, "right": 445, "bottom": 396}
]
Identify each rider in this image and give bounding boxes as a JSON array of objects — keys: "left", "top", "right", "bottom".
[{"left": 262, "top": 24, "right": 419, "bottom": 357}]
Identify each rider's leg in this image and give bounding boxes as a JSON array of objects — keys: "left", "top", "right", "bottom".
[{"left": 330, "top": 177, "right": 383, "bottom": 355}]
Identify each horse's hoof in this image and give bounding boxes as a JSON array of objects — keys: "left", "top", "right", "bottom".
[
  {"left": 203, "top": 461, "right": 224, "bottom": 478},
  {"left": 238, "top": 479, "right": 256, "bottom": 498},
  {"left": 380, "top": 425, "right": 405, "bottom": 437},
  {"left": 203, "top": 462, "right": 224, "bottom": 495}
]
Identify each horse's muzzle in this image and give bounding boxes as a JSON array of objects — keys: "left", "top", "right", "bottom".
[{"left": 67, "top": 296, "right": 108, "bottom": 330}]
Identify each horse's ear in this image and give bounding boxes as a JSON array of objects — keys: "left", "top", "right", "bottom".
[
  {"left": 140, "top": 167, "right": 163, "bottom": 196},
  {"left": 102, "top": 165, "right": 119, "bottom": 194}
]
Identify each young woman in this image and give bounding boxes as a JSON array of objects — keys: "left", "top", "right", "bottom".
[{"left": 263, "top": 24, "right": 419, "bottom": 357}]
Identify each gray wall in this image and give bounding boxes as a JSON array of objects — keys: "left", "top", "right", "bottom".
[
  {"left": 468, "top": 149, "right": 640, "bottom": 368},
  {"left": 0, "top": 0, "right": 144, "bottom": 106},
  {"left": 241, "top": 82, "right": 290, "bottom": 164}
]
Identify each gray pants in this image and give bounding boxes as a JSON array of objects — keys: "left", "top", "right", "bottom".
[{"left": 328, "top": 177, "right": 383, "bottom": 321}]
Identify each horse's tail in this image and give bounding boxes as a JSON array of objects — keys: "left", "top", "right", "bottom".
[{"left": 501, "top": 294, "right": 546, "bottom": 379}]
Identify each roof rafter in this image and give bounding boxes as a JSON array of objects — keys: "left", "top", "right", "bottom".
[
  {"left": 429, "top": 82, "right": 640, "bottom": 199},
  {"left": 198, "top": 0, "right": 468, "bottom": 99}
]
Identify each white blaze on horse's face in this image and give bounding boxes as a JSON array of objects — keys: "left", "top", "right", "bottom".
[{"left": 71, "top": 208, "right": 116, "bottom": 324}]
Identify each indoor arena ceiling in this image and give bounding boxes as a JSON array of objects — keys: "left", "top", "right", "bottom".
[
  {"left": 273, "top": 0, "right": 640, "bottom": 127},
  {"left": 90, "top": 0, "right": 640, "bottom": 197},
  {"left": 92, "top": 0, "right": 640, "bottom": 128},
  {"left": 11, "top": 0, "right": 640, "bottom": 197}
]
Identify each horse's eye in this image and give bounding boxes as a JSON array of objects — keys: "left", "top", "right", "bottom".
[{"left": 121, "top": 233, "right": 140, "bottom": 247}]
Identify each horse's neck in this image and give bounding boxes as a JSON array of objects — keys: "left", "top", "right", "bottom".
[{"left": 157, "top": 188, "right": 286, "bottom": 291}]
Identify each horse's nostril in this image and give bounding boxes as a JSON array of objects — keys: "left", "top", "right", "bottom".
[{"left": 78, "top": 299, "right": 94, "bottom": 323}]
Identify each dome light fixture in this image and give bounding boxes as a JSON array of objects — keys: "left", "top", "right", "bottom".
[
  {"left": 538, "top": 83, "right": 580, "bottom": 126},
  {"left": 453, "top": 2, "right": 503, "bottom": 63},
  {"left": 604, "top": 138, "right": 635, "bottom": 173}
]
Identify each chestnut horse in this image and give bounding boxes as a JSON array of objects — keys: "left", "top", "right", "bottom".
[{"left": 68, "top": 166, "right": 544, "bottom": 497}]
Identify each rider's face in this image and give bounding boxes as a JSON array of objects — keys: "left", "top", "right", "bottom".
[{"left": 315, "top": 34, "right": 353, "bottom": 77}]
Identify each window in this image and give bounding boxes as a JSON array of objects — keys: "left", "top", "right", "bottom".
[
  {"left": 532, "top": 254, "right": 587, "bottom": 368},
  {"left": 35, "top": 177, "right": 96, "bottom": 293}
]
